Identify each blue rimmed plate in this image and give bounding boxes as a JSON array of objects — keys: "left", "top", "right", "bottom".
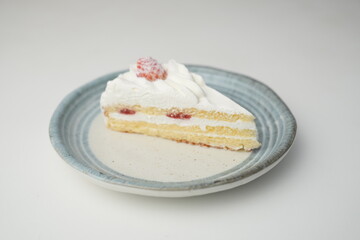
[{"left": 49, "top": 65, "right": 296, "bottom": 197}]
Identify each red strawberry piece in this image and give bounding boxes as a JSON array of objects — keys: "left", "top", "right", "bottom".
[
  {"left": 119, "top": 108, "right": 136, "bottom": 115},
  {"left": 166, "top": 112, "right": 192, "bottom": 119},
  {"left": 136, "top": 57, "right": 167, "bottom": 81}
]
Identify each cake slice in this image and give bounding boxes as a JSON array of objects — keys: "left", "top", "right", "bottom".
[{"left": 100, "top": 57, "right": 261, "bottom": 151}]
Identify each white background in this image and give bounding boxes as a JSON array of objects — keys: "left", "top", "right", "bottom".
[{"left": 1, "top": 0, "right": 360, "bottom": 239}]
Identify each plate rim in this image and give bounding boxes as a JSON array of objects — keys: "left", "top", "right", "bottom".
[{"left": 49, "top": 65, "right": 297, "bottom": 196}]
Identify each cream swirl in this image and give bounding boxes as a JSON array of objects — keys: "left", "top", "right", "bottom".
[{"left": 100, "top": 60, "right": 253, "bottom": 115}]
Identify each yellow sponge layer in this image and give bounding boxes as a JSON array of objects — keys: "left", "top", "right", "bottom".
[
  {"left": 106, "top": 118, "right": 261, "bottom": 151},
  {"left": 103, "top": 105, "right": 254, "bottom": 122}
]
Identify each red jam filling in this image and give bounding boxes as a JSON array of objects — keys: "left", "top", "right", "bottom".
[
  {"left": 166, "top": 112, "right": 192, "bottom": 119},
  {"left": 119, "top": 108, "right": 136, "bottom": 115}
]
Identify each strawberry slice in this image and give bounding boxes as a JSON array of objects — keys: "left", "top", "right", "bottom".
[
  {"left": 119, "top": 108, "right": 136, "bottom": 115},
  {"left": 166, "top": 112, "right": 192, "bottom": 119}
]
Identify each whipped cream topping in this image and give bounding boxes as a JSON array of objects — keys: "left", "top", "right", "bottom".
[{"left": 100, "top": 60, "right": 253, "bottom": 116}]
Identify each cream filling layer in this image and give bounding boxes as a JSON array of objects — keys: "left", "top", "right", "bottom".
[{"left": 108, "top": 112, "right": 257, "bottom": 141}]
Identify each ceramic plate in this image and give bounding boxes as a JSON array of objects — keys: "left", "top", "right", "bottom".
[{"left": 49, "top": 65, "right": 296, "bottom": 197}]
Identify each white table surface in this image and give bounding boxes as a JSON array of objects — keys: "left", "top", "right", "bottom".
[{"left": 1, "top": 0, "right": 360, "bottom": 239}]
